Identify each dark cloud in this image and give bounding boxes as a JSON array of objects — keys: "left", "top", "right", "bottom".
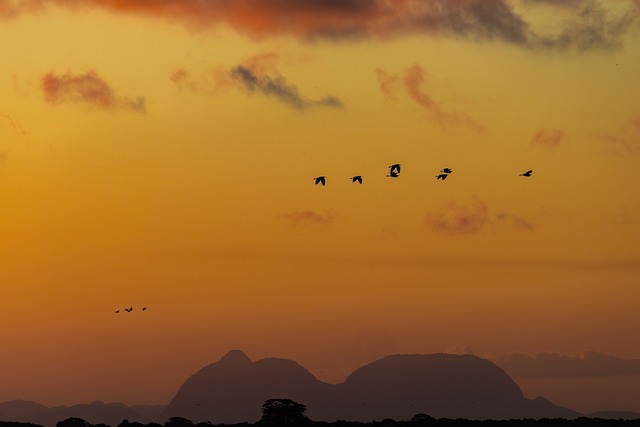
[
  {"left": 534, "top": 2, "right": 640, "bottom": 51},
  {"left": 4, "top": 1, "right": 638, "bottom": 52},
  {"left": 425, "top": 197, "right": 535, "bottom": 234},
  {"left": 229, "top": 65, "right": 343, "bottom": 110},
  {"left": 495, "top": 351, "right": 640, "bottom": 378},
  {"left": 277, "top": 210, "right": 336, "bottom": 226},
  {"left": 531, "top": 128, "right": 565, "bottom": 149},
  {"left": 42, "top": 70, "right": 146, "bottom": 113}
]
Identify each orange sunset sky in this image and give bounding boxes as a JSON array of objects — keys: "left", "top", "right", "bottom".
[{"left": 1, "top": 0, "right": 640, "bottom": 414}]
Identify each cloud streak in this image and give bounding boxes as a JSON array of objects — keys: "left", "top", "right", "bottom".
[
  {"left": 531, "top": 128, "right": 565, "bottom": 149},
  {"left": 598, "top": 114, "right": 640, "bottom": 156},
  {"left": 277, "top": 210, "right": 336, "bottom": 226},
  {"left": 171, "top": 53, "right": 343, "bottom": 110},
  {"left": 4, "top": 1, "right": 639, "bottom": 52},
  {"left": 229, "top": 65, "right": 342, "bottom": 110},
  {"left": 424, "top": 197, "right": 535, "bottom": 234},
  {"left": 41, "top": 70, "right": 146, "bottom": 113},
  {"left": 376, "top": 65, "right": 483, "bottom": 131},
  {"left": 0, "top": 113, "right": 27, "bottom": 135}
]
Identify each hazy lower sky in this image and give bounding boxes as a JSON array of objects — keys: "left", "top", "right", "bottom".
[{"left": 1, "top": 0, "right": 639, "bottom": 410}]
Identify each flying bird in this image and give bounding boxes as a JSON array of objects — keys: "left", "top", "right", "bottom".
[
  {"left": 441, "top": 168, "right": 452, "bottom": 174},
  {"left": 520, "top": 170, "right": 533, "bottom": 177},
  {"left": 313, "top": 176, "right": 326, "bottom": 186},
  {"left": 386, "top": 171, "right": 399, "bottom": 178},
  {"left": 388, "top": 164, "right": 401, "bottom": 174},
  {"left": 115, "top": 310, "right": 120, "bottom": 313},
  {"left": 142, "top": 307, "right": 147, "bottom": 311},
  {"left": 351, "top": 175, "right": 363, "bottom": 184},
  {"left": 436, "top": 174, "right": 448, "bottom": 180}
]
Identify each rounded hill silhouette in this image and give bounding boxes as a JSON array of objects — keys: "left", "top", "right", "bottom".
[{"left": 162, "top": 350, "right": 580, "bottom": 423}]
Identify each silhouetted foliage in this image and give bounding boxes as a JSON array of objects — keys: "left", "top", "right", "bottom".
[
  {"left": 164, "top": 417, "right": 194, "bottom": 427},
  {"left": 0, "top": 423, "right": 44, "bottom": 427},
  {"left": 259, "top": 399, "right": 309, "bottom": 424},
  {"left": 411, "top": 413, "right": 437, "bottom": 424},
  {"left": 56, "top": 418, "right": 90, "bottom": 427}
]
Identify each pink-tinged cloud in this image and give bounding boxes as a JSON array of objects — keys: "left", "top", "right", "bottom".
[
  {"left": 377, "top": 64, "right": 483, "bottom": 131},
  {"left": 598, "top": 114, "right": 640, "bottom": 156},
  {"left": 277, "top": 210, "right": 336, "bottom": 226},
  {"left": 4, "top": 1, "right": 638, "bottom": 51},
  {"left": 374, "top": 68, "right": 400, "bottom": 102},
  {"left": 531, "top": 128, "right": 565, "bottom": 149},
  {"left": 42, "top": 70, "right": 146, "bottom": 113},
  {"left": 425, "top": 197, "right": 535, "bottom": 234},
  {"left": 424, "top": 197, "right": 491, "bottom": 235}
]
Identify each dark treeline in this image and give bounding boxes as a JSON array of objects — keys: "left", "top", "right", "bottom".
[{"left": 4, "top": 416, "right": 640, "bottom": 427}]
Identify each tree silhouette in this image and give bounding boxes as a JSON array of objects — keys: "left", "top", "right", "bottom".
[{"left": 260, "top": 398, "right": 309, "bottom": 424}]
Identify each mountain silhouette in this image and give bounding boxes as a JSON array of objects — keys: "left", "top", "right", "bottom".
[
  {"left": 162, "top": 351, "right": 580, "bottom": 423},
  {"left": 162, "top": 350, "right": 333, "bottom": 424},
  {"left": 0, "top": 401, "right": 48, "bottom": 420}
]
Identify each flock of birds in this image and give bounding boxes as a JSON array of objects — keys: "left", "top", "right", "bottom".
[
  {"left": 115, "top": 307, "right": 147, "bottom": 313},
  {"left": 313, "top": 164, "right": 533, "bottom": 186}
]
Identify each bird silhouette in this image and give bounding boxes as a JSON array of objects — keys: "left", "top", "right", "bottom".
[
  {"left": 436, "top": 173, "right": 448, "bottom": 180},
  {"left": 441, "top": 168, "right": 452, "bottom": 174},
  {"left": 386, "top": 171, "right": 399, "bottom": 178},
  {"left": 520, "top": 170, "right": 533, "bottom": 177},
  {"left": 313, "top": 176, "right": 326, "bottom": 186},
  {"left": 115, "top": 310, "right": 120, "bottom": 313},
  {"left": 142, "top": 307, "right": 147, "bottom": 311},
  {"left": 351, "top": 175, "right": 363, "bottom": 184},
  {"left": 388, "top": 164, "right": 401, "bottom": 174}
]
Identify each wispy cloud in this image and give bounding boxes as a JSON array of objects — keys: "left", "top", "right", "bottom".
[
  {"left": 41, "top": 70, "right": 146, "bottom": 113},
  {"left": 277, "top": 210, "right": 337, "bottom": 226},
  {"left": 377, "top": 64, "right": 482, "bottom": 131},
  {"left": 495, "top": 212, "right": 536, "bottom": 231},
  {"left": 495, "top": 351, "right": 640, "bottom": 378},
  {"left": 4, "top": 1, "right": 639, "bottom": 51},
  {"left": 171, "top": 53, "right": 343, "bottom": 110},
  {"left": 531, "top": 128, "right": 565, "bottom": 150},
  {"left": 598, "top": 114, "right": 640, "bottom": 156},
  {"left": 424, "top": 197, "right": 491, "bottom": 235},
  {"left": 424, "top": 197, "right": 535, "bottom": 234},
  {"left": 0, "top": 113, "right": 27, "bottom": 135}
]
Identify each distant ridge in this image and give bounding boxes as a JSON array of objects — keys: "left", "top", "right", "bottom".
[
  {"left": 0, "top": 401, "right": 162, "bottom": 427},
  {"left": 162, "top": 350, "right": 581, "bottom": 423}
]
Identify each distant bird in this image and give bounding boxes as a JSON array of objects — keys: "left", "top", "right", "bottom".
[
  {"left": 520, "top": 169, "right": 533, "bottom": 177},
  {"left": 351, "top": 175, "right": 363, "bottom": 184},
  {"left": 313, "top": 176, "right": 326, "bottom": 186},
  {"left": 142, "top": 307, "right": 147, "bottom": 311},
  {"left": 125, "top": 307, "right": 133, "bottom": 312},
  {"left": 441, "top": 168, "right": 453, "bottom": 174},
  {"left": 388, "top": 164, "right": 401, "bottom": 174},
  {"left": 436, "top": 174, "right": 448, "bottom": 180},
  {"left": 115, "top": 310, "right": 120, "bottom": 313},
  {"left": 386, "top": 171, "right": 399, "bottom": 178}
]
